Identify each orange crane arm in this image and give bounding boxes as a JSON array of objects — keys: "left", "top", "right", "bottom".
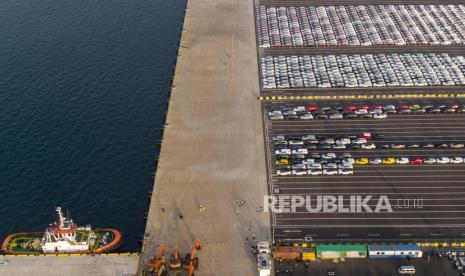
[{"left": 188, "top": 240, "right": 200, "bottom": 276}]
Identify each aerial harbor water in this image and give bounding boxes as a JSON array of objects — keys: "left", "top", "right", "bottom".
[{"left": 0, "top": 0, "right": 185, "bottom": 251}]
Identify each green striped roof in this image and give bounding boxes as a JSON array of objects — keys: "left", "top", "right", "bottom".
[{"left": 316, "top": 244, "right": 366, "bottom": 253}]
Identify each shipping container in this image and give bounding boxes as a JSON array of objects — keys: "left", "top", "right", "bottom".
[
  {"left": 394, "top": 244, "right": 423, "bottom": 258},
  {"left": 301, "top": 248, "right": 316, "bottom": 261},
  {"left": 368, "top": 245, "right": 396, "bottom": 259},
  {"left": 274, "top": 246, "right": 300, "bottom": 260}
]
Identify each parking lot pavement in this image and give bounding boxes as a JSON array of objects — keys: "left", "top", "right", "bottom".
[
  {"left": 263, "top": 100, "right": 465, "bottom": 242},
  {"left": 274, "top": 257, "right": 459, "bottom": 276}
]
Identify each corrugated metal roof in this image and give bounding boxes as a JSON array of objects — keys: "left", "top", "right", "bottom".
[
  {"left": 368, "top": 245, "right": 394, "bottom": 251},
  {"left": 394, "top": 244, "right": 420, "bottom": 251}
]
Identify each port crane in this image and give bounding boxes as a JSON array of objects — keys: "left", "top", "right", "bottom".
[
  {"left": 182, "top": 239, "right": 201, "bottom": 276},
  {"left": 147, "top": 243, "right": 166, "bottom": 275},
  {"left": 169, "top": 242, "right": 181, "bottom": 270}
]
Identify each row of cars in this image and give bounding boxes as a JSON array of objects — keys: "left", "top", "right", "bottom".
[
  {"left": 273, "top": 133, "right": 465, "bottom": 151},
  {"left": 269, "top": 102, "right": 465, "bottom": 120},
  {"left": 275, "top": 155, "right": 465, "bottom": 176},
  {"left": 261, "top": 53, "right": 465, "bottom": 89},
  {"left": 268, "top": 102, "right": 465, "bottom": 120},
  {"left": 257, "top": 5, "right": 465, "bottom": 48},
  {"left": 353, "top": 156, "right": 465, "bottom": 165},
  {"left": 268, "top": 108, "right": 387, "bottom": 120},
  {"left": 275, "top": 152, "right": 355, "bottom": 176}
]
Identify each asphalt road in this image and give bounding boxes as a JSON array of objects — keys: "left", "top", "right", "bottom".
[
  {"left": 275, "top": 257, "right": 460, "bottom": 276},
  {"left": 263, "top": 103, "right": 465, "bottom": 243}
]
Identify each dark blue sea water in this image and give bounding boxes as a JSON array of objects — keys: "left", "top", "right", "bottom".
[{"left": 0, "top": 0, "right": 185, "bottom": 251}]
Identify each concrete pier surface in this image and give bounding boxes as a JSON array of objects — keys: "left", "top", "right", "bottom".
[
  {"left": 139, "top": 0, "right": 270, "bottom": 274},
  {"left": 0, "top": 255, "right": 138, "bottom": 276}
]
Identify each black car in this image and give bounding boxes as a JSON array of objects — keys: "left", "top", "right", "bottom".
[
  {"left": 316, "top": 114, "right": 329, "bottom": 120},
  {"left": 379, "top": 144, "right": 391, "bottom": 149},
  {"left": 318, "top": 145, "right": 332, "bottom": 150},
  {"left": 436, "top": 143, "right": 449, "bottom": 148},
  {"left": 361, "top": 114, "right": 373, "bottom": 119},
  {"left": 372, "top": 133, "right": 384, "bottom": 140},
  {"left": 304, "top": 139, "right": 320, "bottom": 145},
  {"left": 273, "top": 140, "right": 288, "bottom": 146},
  {"left": 348, "top": 144, "right": 361, "bottom": 149},
  {"left": 345, "top": 114, "right": 358, "bottom": 119},
  {"left": 276, "top": 165, "right": 291, "bottom": 170}
]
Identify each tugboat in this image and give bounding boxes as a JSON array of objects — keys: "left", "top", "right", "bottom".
[{"left": 1, "top": 207, "right": 121, "bottom": 254}]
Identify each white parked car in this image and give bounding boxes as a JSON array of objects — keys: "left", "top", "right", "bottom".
[
  {"left": 343, "top": 157, "right": 355, "bottom": 164},
  {"left": 332, "top": 144, "right": 346, "bottom": 150},
  {"left": 322, "top": 153, "right": 337, "bottom": 159},
  {"left": 369, "top": 157, "right": 382, "bottom": 165},
  {"left": 302, "top": 158, "right": 315, "bottom": 165},
  {"left": 338, "top": 169, "right": 354, "bottom": 175},
  {"left": 361, "top": 143, "right": 376, "bottom": 150},
  {"left": 352, "top": 138, "right": 367, "bottom": 144},
  {"left": 289, "top": 140, "right": 304, "bottom": 145},
  {"left": 302, "top": 135, "right": 317, "bottom": 140},
  {"left": 292, "top": 170, "right": 307, "bottom": 176},
  {"left": 292, "top": 164, "right": 307, "bottom": 170},
  {"left": 323, "top": 163, "right": 338, "bottom": 169},
  {"left": 423, "top": 157, "right": 436, "bottom": 164},
  {"left": 309, "top": 163, "right": 322, "bottom": 170},
  {"left": 336, "top": 138, "right": 351, "bottom": 145},
  {"left": 276, "top": 170, "right": 292, "bottom": 176},
  {"left": 272, "top": 135, "right": 285, "bottom": 141},
  {"left": 294, "top": 106, "right": 306, "bottom": 112},
  {"left": 323, "top": 169, "right": 338, "bottom": 175},
  {"left": 292, "top": 148, "right": 308, "bottom": 155},
  {"left": 300, "top": 113, "right": 313, "bottom": 120},
  {"left": 339, "top": 163, "right": 353, "bottom": 169},
  {"left": 396, "top": 157, "right": 409, "bottom": 164},
  {"left": 308, "top": 169, "right": 322, "bottom": 176},
  {"left": 275, "top": 149, "right": 291, "bottom": 155},
  {"left": 436, "top": 157, "right": 450, "bottom": 164},
  {"left": 373, "top": 113, "right": 387, "bottom": 119},
  {"left": 354, "top": 109, "right": 368, "bottom": 115},
  {"left": 320, "top": 138, "right": 335, "bottom": 145},
  {"left": 450, "top": 157, "right": 464, "bottom": 164}
]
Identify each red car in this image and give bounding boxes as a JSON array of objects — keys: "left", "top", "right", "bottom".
[
  {"left": 358, "top": 105, "right": 369, "bottom": 110},
  {"left": 306, "top": 106, "right": 318, "bottom": 112},
  {"left": 357, "top": 132, "right": 372, "bottom": 139},
  {"left": 449, "top": 103, "right": 460, "bottom": 109},
  {"left": 397, "top": 104, "right": 409, "bottom": 110},
  {"left": 370, "top": 105, "right": 383, "bottom": 110},
  {"left": 409, "top": 158, "right": 423, "bottom": 165},
  {"left": 345, "top": 105, "right": 357, "bottom": 111}
]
